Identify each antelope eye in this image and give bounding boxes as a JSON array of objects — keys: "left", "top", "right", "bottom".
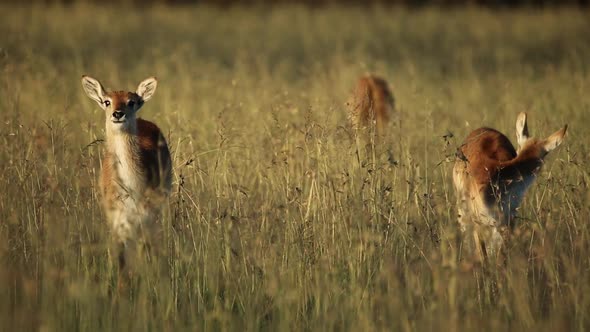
[
  {"left": 127, "top": 100, "right": 135, "bottom": 108},
  {"left": 103, "top": 100, "right": 111, "bottom": 107}
]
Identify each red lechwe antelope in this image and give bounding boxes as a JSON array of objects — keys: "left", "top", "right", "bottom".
[
  {"left": 347, "top": 75, "right": 395, "bottom": 136},
  {"left": 81, "top": 75, "right": 172, "bottom": 271},
  {"left": 453, "top": 112, "right": 567, "bottom": 260}
]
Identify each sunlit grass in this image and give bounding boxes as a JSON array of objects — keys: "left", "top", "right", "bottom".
[{"left": 0, "top": 4, "right": 589, "bottom": 331}]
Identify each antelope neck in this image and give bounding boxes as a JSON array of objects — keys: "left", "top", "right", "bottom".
[{"left": 106, "top": 120, "right": 144, "bottom": 195}]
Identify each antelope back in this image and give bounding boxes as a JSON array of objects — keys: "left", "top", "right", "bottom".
[{"left": 347, "top": 75, "right": 394, "bottom": 133}]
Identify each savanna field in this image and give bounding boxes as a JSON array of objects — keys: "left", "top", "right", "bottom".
[{"left": 1, "top": 4, "right": 590, "bottom": 331}]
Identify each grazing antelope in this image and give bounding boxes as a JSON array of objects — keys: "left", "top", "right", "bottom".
[
  {"left": 81, "top": 75, "right": 172, "bottom": 271},
  {"left": 453, "top": 112, "right": 567, "bottom": 260},
  {"left": 347, "top": 75, "right": 395, "bottom": 136}
]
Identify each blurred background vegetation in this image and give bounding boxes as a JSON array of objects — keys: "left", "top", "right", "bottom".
[
  {"left": 0, "top": 2, "right": 589, "bottom": 331},
  {"left": 3, "top": 0, "right": 590, "bottom": 6}
]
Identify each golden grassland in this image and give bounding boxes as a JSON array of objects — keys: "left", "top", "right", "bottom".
[{"left": 0, "top": 4, "right": 589, "bottom": 331}]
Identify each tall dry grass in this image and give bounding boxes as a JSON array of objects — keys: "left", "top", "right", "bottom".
[{"left": 0, "top": 4, "right": 589, "bottom": 331}]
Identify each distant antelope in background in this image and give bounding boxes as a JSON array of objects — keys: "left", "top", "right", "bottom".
[
  {"left": 453, "top": 112, "right": 567, "bottom": 260},
  {"left": 81, "top": 75, "right": 172, "bottom": 272},
  {"left": 347, "top": 75, "right": 395, "bottom": 136}
]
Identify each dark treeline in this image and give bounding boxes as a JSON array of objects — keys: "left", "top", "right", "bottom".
[{"left": 3, "top": 0, "right": 589, "bottom": 7}]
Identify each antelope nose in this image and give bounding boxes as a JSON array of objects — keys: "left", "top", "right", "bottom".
[{"left": 113, "top": 111, "right": 124, "bottom": 120}]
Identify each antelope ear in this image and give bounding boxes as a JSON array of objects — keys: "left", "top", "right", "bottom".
[
  {"left": 543, "top": 125, "right": 568, "bottom": 152},
  {"left": 136, "top": 77, "right": 158, "bottom": 102},
  {"left": 515, "top": 112, "right": 530, "bottom": 150},
  {"left": 81, "top": 75, "right": 108, "bottom": 108}
]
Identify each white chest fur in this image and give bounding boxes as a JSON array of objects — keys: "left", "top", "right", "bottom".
[
  {"left": 110, "top": 134, "right": 144, "bottom": 198},
  {"left": 106, "top": 134, "right": 150, "bottom": 242}
]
